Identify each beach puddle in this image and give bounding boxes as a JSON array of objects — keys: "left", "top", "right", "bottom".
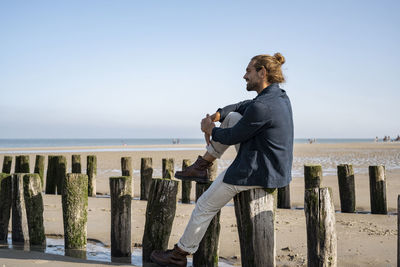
[{"left": 1, "top": 234, "right": 235, "bottom": 266}]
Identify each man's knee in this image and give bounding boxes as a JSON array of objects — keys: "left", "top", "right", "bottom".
[{"left": 223, "top": 112, "right": 242, "bottom": 128}]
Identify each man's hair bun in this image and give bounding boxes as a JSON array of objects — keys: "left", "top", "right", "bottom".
[{"left": 274, "top": 53, "right": 285, "bottom": 65}]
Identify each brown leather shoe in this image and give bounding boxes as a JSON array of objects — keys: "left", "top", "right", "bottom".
[
  {"left": 150, "top": 244, "right": 189, "bottom": 267},
  {"left": 174, "top": 156, "right": 212, "bottom": 183}
]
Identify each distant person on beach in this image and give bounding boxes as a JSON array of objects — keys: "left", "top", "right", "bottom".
[{"left": 151, "top": 53, "right": 294, "bottom": 266}]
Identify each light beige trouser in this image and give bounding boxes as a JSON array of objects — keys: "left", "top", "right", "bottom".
[{"left": 177, "top": 112, "right": 262, "bottom": 254}]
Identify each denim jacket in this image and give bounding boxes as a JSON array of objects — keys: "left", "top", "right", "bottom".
[{"left": 212, "top": 83, "right": 293, "bottom": 188}]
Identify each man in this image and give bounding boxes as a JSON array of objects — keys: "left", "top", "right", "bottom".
[{"left": 151, "top": 53, "right": 293, "bottom": 267}]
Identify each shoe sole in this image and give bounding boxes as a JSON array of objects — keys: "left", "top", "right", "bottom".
[
  {"left": 150, "top": 255, "right": 181, "bottom": 267},
  {"left": 174, "top": 174, "right": 210, "bottom": 184}
]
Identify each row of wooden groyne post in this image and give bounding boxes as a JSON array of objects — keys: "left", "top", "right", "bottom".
[{"left": 0, "top": 154, "right": 395, "bottom": 266}]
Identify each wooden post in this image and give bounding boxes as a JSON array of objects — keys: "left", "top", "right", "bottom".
[
  {"left": 110, "top": 176, "right": 132, "bottom": 260},
  {"left": 45, "top": 156, "right": 57, "bottom": 194},
  {"left": 181, "top": 159, "right": 192, "bottom": 204},
  {"left": 142, "top": 178, "right": 178, "bottom": 265},
  {"left": 193, "top": 182, "right": 221, "bottom": 267},
  {"left": 121, "top": 157, "right": 132, "bottom": 177},
  {"left": 337, "top": 164, "right": 356, "bottom": 213},
  {"left": 34, "top": 155, "right": 45, "bottom": 188},
  {"left": 140, "top": 158, "right": 153, "bottom": 201},
  {"left": 11, "top": 174, "right": 30, "bottom": 244},
  {"left": 23, "top": 173, "right": 46, "bottom": 246},
  {"left": 45, "top": 155, "right": 66, "bottom": 195},
  {"left": 56, "top": 156, "right": 67, "bottom": 195},
  {"left": 72, "top": 154, "right": 81, "bottom": 173},
  {"left": 0, "top": 173, "right": 12, "bottom": 243},
  {"left": 162, "top": 158, "right": 174, "bottom": 179},
  {"left": 369, "top": 165, "right": 387, "bottom": 214},
  {"left": 87, "top": 155, "right": 97, "bottom": 197},
  {"left": 2, "top": 156, "right": 12, "bottom": 174},
  {"left": 304, "top": 164, "right": 322, "bottom": 190},
  {"left": 277, "top": 184, "right": 291, "bottom": 209},
  {"left": 62, "top": 173, "right": 88, "bottom": 249},
  {"left": 234, "top": 188, "right": 276, "bottom": 267},
  {"left": 304, "top": 187, "right": 337, "bottom": 267},
  {"left": 15, "top": 155, "right": 30, "bottom": 173}
]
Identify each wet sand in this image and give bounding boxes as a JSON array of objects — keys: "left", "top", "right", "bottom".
[{"left": 0, "top": 142, "right": 399, "bottom": 266}]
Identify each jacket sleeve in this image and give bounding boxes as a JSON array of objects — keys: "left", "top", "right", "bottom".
[
  {"left": 212, "top": 101, "right": 271, "bottom": 145},
  {"left": 217, "top": 99, "right": 253, "bottom": 122}
]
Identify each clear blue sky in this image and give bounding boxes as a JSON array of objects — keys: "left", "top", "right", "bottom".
[{"left": 1, "top": 1, "right": 399, "bottom": 138}]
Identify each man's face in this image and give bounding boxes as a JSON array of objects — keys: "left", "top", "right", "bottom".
[{"left": 243, "top": 60, "right": 263, "bottom": 92}]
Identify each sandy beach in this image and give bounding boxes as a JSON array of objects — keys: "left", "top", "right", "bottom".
[{"left": 0, "top": 142, "right": 399, "bottom": 266}]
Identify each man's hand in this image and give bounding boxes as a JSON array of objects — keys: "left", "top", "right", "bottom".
[
  {"left": 202, "top": 112, "right": 219, "bottom": 145},
  {"left": 201, "top": 114, "right": 215, "bottom": 135}
]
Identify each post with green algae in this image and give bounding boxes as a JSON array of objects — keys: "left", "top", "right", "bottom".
[
  {"left": 140, "top": 157, "right": 153, "bottom": 200},
  {"left": 162, "top": 158, "right": 174, "bottom": 179},
  {"left": 369, "top": 165, "right": 387, "bottom": 214},
  {"left": 142, "top": 178, "right": 179, "bottom": 265},
  {"left": 304, "top": 187, "right": 337, "bottom": 267},
  {"left": 45, "top": 156, "right": 57, "bottom": 194},
  {"left": 23, "top": 173, "right": 46, "bottom": 247},
  {"left": 337, "top": 164, "right": 356, "bottom": 213},
  {"left": 121, "top": 157, "right": 133, "bottom": 195},
  {"left": 56, "top": 156, "right": 67, "bottom": 195},
  {"left": 15, "top": 155, "right": 30, "bottom": 173},
  {"left": 11, "top": 174, "right": 30, "bottom": 244},
  {"left": 34, "top": 155, "right": 45, "bottom": 188},
  {"left": 277, "top": 184, "right": 291, "bottom": 209},
  {"left": 234, "top": 188, "right": 276, "bottom": 267},
  {"left": 0, "top": 173, "right": 12, "bottom": 243},
  {"left": 193, "top": 182, "right": 221, "bottom": 267},
  {"left": 2, "top": 156, "right": 12, "bottom": 174},
  {"left": 304, "top": 164, "right": 322, "bottom": 190},
  {"left": 62, "top": 173, "right": 88, "bottom": 250},
  {"left": 45, "top": 155, "right": 66, "bottom": 195},
  {"left": 110, "top": 176, "right": 132, "bottom": 261},
  {"left": 181, "top": 159, "right": 192, "bottom": 204},
  {"left": 87, "top": 155, "right": 97, "bottom": 197},
  {"left": 72, "top": 154, "right": 82, "bottom": 173}
]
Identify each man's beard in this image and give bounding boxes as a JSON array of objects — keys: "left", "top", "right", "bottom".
[{"left": 246, "top": 80, "right": 259, "bottom": 91}]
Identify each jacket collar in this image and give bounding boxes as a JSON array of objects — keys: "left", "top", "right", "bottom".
[{"left": 254, "top": 83, "right": 280, "bottom": 99}]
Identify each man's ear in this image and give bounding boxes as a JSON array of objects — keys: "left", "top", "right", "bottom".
[{"left": 258, "top": 66, "right": 267, "bottom": 79}]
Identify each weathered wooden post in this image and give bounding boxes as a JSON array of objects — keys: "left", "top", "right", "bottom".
[
  {"left": 56, "top": 156, "right": 67, "bottom": 195},
  {"left": 277, "top": 184, "right": 291, "bottom": 209},
  {"left": 45, "top": 156, "right": 57, "bottom": 194},
  {"left": 23, "top": 173, "right": 46, "bottom": 246},
  {"left": 87, "top": 155, "right": 97, "bottom": 197},
  {"left": 62, "top": 173, "right": 88, "bottom": 249},
  {"left": 193, "top": 182, "right": 221, "bottom": 267},
  {"left": 72, "top": 154, "right": 82, "bottom": 173},
  {"left": 45, "top": 155, "right": 66, "bottom": 195},
  {"left": 2, "top": 156, "right": 12, "bottom": 174},
  {"left": 181, "top": 159, "right": 192, "bottom": 204},
  {"left": 304, "top": 164, "right": 322, "bottom": 190},
  {"left": 369, "top": 165, "right": 387, "bottom": 214},
  {"left": 140, "top": 158, "right": 153, "bottom": 200},
  {"left": 15, "top": 155, "right": 30, "bottom": 173},
  {"left": 0, "top": 173, "right": 12, "bottom": 243},
  {"left": 304, "top": 187, "right": 337, "bottom": 267},
  {"left": 142, "top": 178, "right": 179, "bottom": 265},
  {"left": 121, "top": 157, "right": 133, "bottom": 177},
  {"left": 34, "top": 155, "right": 45, "bottom": 188},
  {"left": 162, "top": 158, "right": 174, "bottom": 179},
  {"left": 110, "top": 176, "right": 132, "bottom": 261},
  {"left": 337, "top": 164, "right": 356, "bottom": 213},
  {"left": 11, "top": 174, "right": 30, "bottom": 244},
  {"left": 234, "top": 188, "right": 276, "bottom": 267}
]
